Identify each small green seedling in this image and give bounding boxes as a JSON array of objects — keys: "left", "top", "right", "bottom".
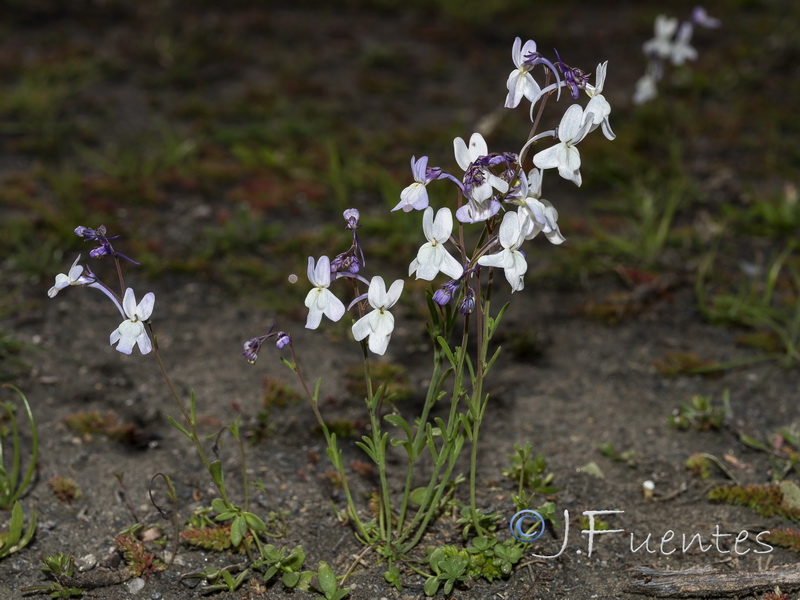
[
  {"left": 21, "top": 553, "right": 83, "bottom": 597},
  {"left": 424, "top": 546, "right": 469, "bottom": 596},
  {"left": 503, "top": 442, "right": 558, "bottom": 511},
  {"left": 670, "top": 391, "right": 731, "bottom": 431}
]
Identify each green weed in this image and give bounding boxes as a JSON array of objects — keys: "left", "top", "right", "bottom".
[
  {"left": 669, "top": 391, "right": 731, "bottom": 431},
  {"left": 0, "top": 385, "right": 38, "bottom": 509},
  {"left": 20, "top": 553, "right": 83, "bottom": 598},
  {"left": 697, "top": 242, "right": 800, "bottom": 365}
]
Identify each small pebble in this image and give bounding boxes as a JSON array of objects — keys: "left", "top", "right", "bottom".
[
  {"left": 76, "top": 554, "right": 97, "bottom": 572},
  {"left": 126, "top": 577, "right": 145, "bottom": 594}
]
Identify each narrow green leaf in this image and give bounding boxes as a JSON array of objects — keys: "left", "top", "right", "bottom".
[
  {"left": 280, "top": 357, "right": 297, "bottom": 372},
  {"left": 739, "top": 434, "right": 768, "bottom": 451},
  {"left": 165, "top": 416, "right": 192, "bottom": 440},
  {"left": 384, "top": 414, "right": 412, "bottom": 439},
  {"left": 436, "top": 336, "right": 457, "bottom": 366},
  {"left": 484, "top": 346, "right": 503, "bottom": 373},
  {"left": 488, "top": 302, "right": 510, "bottom": 337}
]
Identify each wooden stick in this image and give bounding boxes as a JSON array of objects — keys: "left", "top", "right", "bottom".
[{"left": 625, "top": 564, "right": 800, "bottom": 597}]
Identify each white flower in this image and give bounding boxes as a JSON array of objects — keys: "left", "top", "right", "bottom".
[
  {"left": 109, "top": 288, "right": 155, "bottom": 355},
  {"left": 393, "top": 156, "right": 432, "bottom": 212},
  {"left": 505, "top": 38, "right": 541, "bottom": 109},
  {"left": 453, "top": 132, "right": 509, "bottom": 202},
  {"left": 643, "top": 15, "right": 679, "bottom": 58},
  {"left": 532, "top": 104, "right": 593, "bottom": 186},
  {"left": 351, "top": 276, "right": 403, "bottom": 355},
  {"left": 409, "top": 207, "right": 463, "bottom": 281},
  {"left": 519, "top": 200, "right": 565, "bottom": 245},
  {"left": 304, "top": 256, "right": 345, "bottom": 329},
  {"left": 584, "top": 61, "right": 616, "bottom": 141},
  {"left": 47, "top": 256, "right": 93, "bottom": 298},
  {"left": 477, "top": 211, "right": 527, "bottom": 292},
  {"left": 669, "top": 22, "right": 697, "bottom": 66}
]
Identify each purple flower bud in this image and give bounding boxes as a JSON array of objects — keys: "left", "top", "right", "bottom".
[
  {"left": 433, "top": 279, "right": 460, "bottom": 306},
  {"left": 242, "top": 336, "right": 266, "bottom": 364},
  {"left": 243, "top": 327, "right": 291, "bottom": 363},
  {"left": 458, "top": 287, "right": 476, "bottom": 315},
  {"left": 275, "top": 332, "right": 291, "bottom": 349},
  {"left": 74, "top": 226, "right": 93, "bottom": 238},
  {"left": 432, "top": 288, "right": 451, "bottom": 306}
]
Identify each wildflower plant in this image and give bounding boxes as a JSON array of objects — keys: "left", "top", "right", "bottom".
[
  {"left": 634, "top": 6, "right": 720, "bottom": 104},
  {"left": 47, "top": 34, "right": 614, "bottom": 590},
  {"left": 243, "top": 35, "right": 615, "bottom": 569},
  {"left": 45, "top": 226, "right": 277, "bottom": 565}
]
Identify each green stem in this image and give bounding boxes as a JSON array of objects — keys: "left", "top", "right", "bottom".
[
  {"left": 398, "top": 327, "right": 469, "bottom": 549},
  {"left": 362, "top": 347, "right": 393, "bottom": 545},
  {"left": 468, "top": 280, "right": 491, "bottom": 536},
  {"left": 237, "top": 425, "right": 249, "bottom": 512},
  {"left": 287, "top": 341, "right": 369, "bottom": 540},
  {"left": 396, "top": 358, "right": 445, "bottom": 533}
]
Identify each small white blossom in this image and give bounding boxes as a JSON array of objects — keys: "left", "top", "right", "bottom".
[
  {"left": 584, "top": 61, "right": 616, "bottom": 141},
  {"left": 109, "top": 288, "right": 155, "bottom": 355},
  {"left": 643, "top": 15, "right": 679, "bottom": 58},
  {"left": 393, "top": 156, "right": 432, "bottom": 212},
  {"left": 453, "top": 132, "right": 509, "bottom": 202},
  {"left": 505, "top": 38, "right": 541, "bottom": 109},
  {"left": 47, "top": 256, "right": 93, "bottom": 298},
  {"left": 533, "top": 104, "right": 593, "bottom": 186},
  {"left": 477, "top": 211, "right": 527, "bottom": 292},
  {"left": 304, "top": 256, "right": 345, "bottom": 329},
  {"left": 409, "top": 207, "right": 463, "bottom": 281},
  {"left": 669, "top": 22, "right": 697, "bottom": 66},
  {"left": 519, "top": 200, "right": 565, "bottom": 245},
  {"left": 351, "top": 276, "right": 403, "bottom": 355}
]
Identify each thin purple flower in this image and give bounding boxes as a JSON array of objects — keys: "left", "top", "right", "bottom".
[
  {"left": 74, "top": 224, "right": 140, "bottom": 265},
  {"left": 554, "top": 49, "right": 591, "bottom": 100}
]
